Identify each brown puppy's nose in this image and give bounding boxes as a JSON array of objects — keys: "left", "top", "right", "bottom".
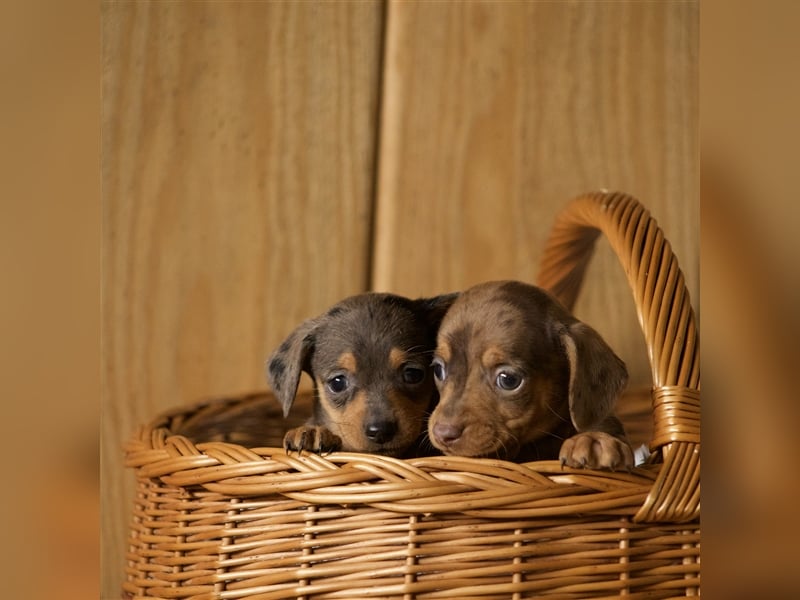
[
  {"left": 433, "top": 422, "right": 463, "bottom": 446},
  {"left": 365, "top": 420, "right": 397, "bottom": 444}
]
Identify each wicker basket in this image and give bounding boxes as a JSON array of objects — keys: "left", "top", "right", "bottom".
[{"left": 123, "top": 192, "right": 700, "bottom": 599}]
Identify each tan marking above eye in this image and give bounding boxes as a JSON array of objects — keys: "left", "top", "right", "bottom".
[
  {"left": 481, "top": 345, "right": 509, "bottom": 368},
  {"left": 389, "top": 347, "right": 407, "bottom": 370},
  {"left": 337, "top": 351, "right": 357, "bottom": 372},
  {"left": 436, "top": 342, "right": 452, "bottom": 363}
]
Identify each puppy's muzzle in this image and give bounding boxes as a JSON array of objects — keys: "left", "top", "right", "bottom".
[
  {"left": 365, "top": 419, "right": 398, "bottom": 444},
  {"left": 432, "top": 422, "right": 462, "bottom": 448}
]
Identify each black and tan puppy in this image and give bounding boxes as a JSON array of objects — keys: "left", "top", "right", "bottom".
[
  {"left": 267, "top": 292, "right": 457, "bottom": 457},
  {"left": 428, "top": 280, "right": 633, "bottom": 469}
]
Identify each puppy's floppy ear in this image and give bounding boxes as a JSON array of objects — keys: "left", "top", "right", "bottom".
[
  {"left": 559, "top": 321, "right": 628, "bottom": 431},
  {"left": 413, "top": 292, "right": 459, "bottom": 330},
  {"left": 266, "top": 318, "right": 319, "bottom": 418}
]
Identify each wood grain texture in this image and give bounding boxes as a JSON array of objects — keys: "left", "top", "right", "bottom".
[
  {"left": 373, "top": 0, "right": 698, "bottom": 387},
  {"left": 101, "top": 2, "right": 383, "bottom": 597}
]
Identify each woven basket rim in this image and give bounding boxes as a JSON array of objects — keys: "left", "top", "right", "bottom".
[{"left": 127, "top": 390, "right": 668, "bottom": 521}]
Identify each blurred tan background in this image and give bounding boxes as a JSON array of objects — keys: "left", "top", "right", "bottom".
[{"left": 102, "top": 1, "right": 697, "bottom": 597}]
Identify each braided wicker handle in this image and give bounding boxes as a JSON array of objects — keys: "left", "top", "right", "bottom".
[{"left": 537, "top": 191, "right": 699, "bottom": 523}]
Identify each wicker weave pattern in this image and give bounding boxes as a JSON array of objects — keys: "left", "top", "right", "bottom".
[{"left": 124, "top": 192, "right": 700, "bottom": 598}]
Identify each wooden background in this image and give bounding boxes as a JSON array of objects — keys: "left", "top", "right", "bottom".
[{"left": 102, "top": 1, "right": 698, "bottom": 597}]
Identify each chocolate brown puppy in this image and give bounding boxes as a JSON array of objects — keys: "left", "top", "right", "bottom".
[
  {"left": 428, "top": 280, "right": 633, "bottom": 469},
  {"left": 267, "top": 292, "right": 457, "bottom": 457}
]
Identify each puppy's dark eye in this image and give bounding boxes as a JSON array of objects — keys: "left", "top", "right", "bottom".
[
  {"left": 431, "top": 358, "right": 446, "bottom": 382},
  {"left": 402, "top": 364, "right": 425, "bottom": 384},
  {"left": 326, "top": 374, "right": 349, "bottom": 394},
  {"left": 496, "top": 370, "right": 523, "bottom": 391}
]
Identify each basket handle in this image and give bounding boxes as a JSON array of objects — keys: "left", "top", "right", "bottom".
[{"left": 537, "top": 191, "right": 699, "bottom": 523}]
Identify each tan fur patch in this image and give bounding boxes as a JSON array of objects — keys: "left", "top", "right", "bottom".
[
  {"left": 337, "top": 351, "right": 357, "bottom": 373},
  {"left": 437, "top": 341, "right": 452, "bottom": 363},
  {"left": 338, "top": 390, "right": 368, "bottom": 450},
  {"left": 389, "top": 347, "right": 407, "bottom": 370},
  {"left": 316, "top": 381, "right": 369, "bottom": 450},
  {"left": 481, "top": 345, "right": 508, "bottom": 368}
]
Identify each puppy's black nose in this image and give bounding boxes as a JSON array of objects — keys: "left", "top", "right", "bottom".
[
  {"left": 364, "top": 420, "right": 397, "bottom": 444},
  {"left": 433, "top": 422, "right": 463, "bottom": 446}
]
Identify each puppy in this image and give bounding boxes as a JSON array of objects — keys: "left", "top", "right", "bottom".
[
  {"left": 267, "top": 292, "right": 457, "bottom": 457},
  {"left": 428, "top": 280, "right": 634, "bottom": 469}
]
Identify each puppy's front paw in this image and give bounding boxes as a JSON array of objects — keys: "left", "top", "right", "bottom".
[
  {"left": 283, "top": 426, "right": 342, "bottom": 454},
  {"left": 559, "top": 431, "right": 634, "bottom": 471}
]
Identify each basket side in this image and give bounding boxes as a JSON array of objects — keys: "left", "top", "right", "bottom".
[{"left": 537, "top": 191, "right": 699, "bottom": 523}]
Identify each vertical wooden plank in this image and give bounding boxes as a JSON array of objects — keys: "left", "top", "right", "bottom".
[
  {"left": 374, "top": 0, "right": 698, "bottom": 386},
  {"left": 101, "top": 2, "right": 383, "bottom": 597}
]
